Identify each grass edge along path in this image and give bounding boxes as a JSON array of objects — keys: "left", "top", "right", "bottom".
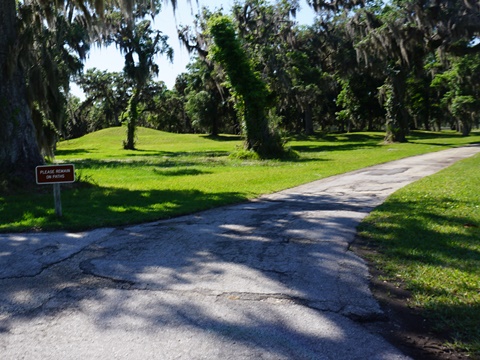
[
  {"left": 357, "top": 153, "right": 480, "bottom": 357},
  {"left": 1, "top": 127, "right": 479, "bottom": 233}
]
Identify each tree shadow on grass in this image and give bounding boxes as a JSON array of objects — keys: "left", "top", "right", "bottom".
[
  {"left": 407, "top": 131, "right": 480, "bottom": 147},
  {"left": 288, "top": 132, "right": 384, "bottom": 143},
  {"left": 358, "top": 197, "right": 480, "bottom": 352},
  {"left": 152, "top": 168, "right": 211, "bottom": 176},
  {"left": 129, "top": 149, "right": 232, "bottom": 157},
  {"left": 407, "top": 131, "right": 475, "bottom": 141},
  {"left": 359, "top": 197, "right": 480, "bottom": 269},
  {"left": 57, "top": 148, "right": 232, "bottom": 163},
  {"left": 54, "top": 148, "right": 97, "bottom": 157},
  {"left": 290, "top": 142, "right": 381, "bottom": 153},
  {"left": 70, "top": 154, "right": 228, "bottom": 171},
  {"left": 201, "top": 134, "right": 243, "bottom": 142},
  {"left": 408, "top": 140, "right": 480, "bottom": 147},
  {"left": 288, "top": 133, "right": 384, "bottom": 154},
  {"left": 0, "top": 186, "right": 248, "bottom": 233}
]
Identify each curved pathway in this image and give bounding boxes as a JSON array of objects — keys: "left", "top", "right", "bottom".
[{"left": 0, "top": 145, "right": 479, "bottom": 359}]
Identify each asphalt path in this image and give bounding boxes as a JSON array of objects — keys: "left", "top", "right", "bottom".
[{"left": 1, "top": 145, "right": 479, "bottom": 359}]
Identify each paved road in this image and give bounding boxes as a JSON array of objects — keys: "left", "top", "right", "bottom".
[{"left": 1, "top": 146, "right": 479, "bottom": 359}]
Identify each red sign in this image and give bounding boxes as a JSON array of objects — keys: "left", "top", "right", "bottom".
[{"left": 36, "top": 164, "right": 75, "bottom": 185}]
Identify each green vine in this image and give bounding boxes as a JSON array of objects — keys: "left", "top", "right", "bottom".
[{"left": 208, "top": 15, "right": 284, "bottom": 158}]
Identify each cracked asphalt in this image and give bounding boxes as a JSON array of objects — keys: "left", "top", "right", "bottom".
[{"left": 1, "top": 146, "right": 479, "bottom": 360}]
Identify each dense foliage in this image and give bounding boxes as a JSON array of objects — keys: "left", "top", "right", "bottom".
[{"left": 63, "top": 0, "right": 480, "bottom": 149}]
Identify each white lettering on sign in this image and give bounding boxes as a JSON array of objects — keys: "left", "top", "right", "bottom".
[{"left": 36, "top": 164, "right": 75, "bottom": 184}]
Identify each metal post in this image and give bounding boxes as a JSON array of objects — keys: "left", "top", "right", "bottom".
[{"left": 53, "top": 183, "right": 62, "bottom": 217}]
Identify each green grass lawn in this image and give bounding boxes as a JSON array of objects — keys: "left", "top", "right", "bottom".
[
  {"left": 1, "top": 127, "right": 479, "bottom": 232},
  {"left": 358, "top": 153, "right": 480, "bottom": 356}
]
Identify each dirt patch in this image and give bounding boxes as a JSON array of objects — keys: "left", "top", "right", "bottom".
[{"left": 351, "top": 236, "right": 473, "bottom": 360}]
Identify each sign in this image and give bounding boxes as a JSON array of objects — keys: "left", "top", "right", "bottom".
[{"left": 36, "top": 164, "right": 75, "bottom": 185}]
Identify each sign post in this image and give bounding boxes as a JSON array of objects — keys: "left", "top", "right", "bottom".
[
  {"left": 53, "top": 183, "right": 62, "bottom": 217},
  {"left": 36, "top": 164, "right": 75, "bottom": 217}
]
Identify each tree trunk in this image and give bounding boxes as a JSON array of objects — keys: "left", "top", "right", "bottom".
[
  {"left": 304, "top": 105, "right": 314, "bottom": 135},
  {"left": 423, "top": 82, "right": 431, "bottom": 131},
  {"left": 460, "top": 119, "right": 472, "bottom": 137},
  {"left": 0, "top": 0, "right": 44, "bottom": 185},
  {"left": 124, "top": 89, "right": 139, "bottom": 150},
  {"left": 384, "top": 73, "right": 409, "bottom": 143},
  {"left": 211, "top": 105, "right": 219, "bottom": 136}
]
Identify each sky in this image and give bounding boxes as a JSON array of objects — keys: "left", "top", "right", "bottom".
[{"left": 71, "top": 0, "right": 317, "bottom": 99}]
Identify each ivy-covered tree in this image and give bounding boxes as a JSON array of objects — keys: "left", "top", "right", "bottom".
[{"left": 208, "top": 15, "right": 285, "bottom": 158}]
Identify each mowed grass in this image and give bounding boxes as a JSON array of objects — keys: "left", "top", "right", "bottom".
[
  {"left": 358, "top": 153, "right": 480, "bottom": 356},
  {"left": 1, "top": 126, "right": 479, "bottom": 232}
]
